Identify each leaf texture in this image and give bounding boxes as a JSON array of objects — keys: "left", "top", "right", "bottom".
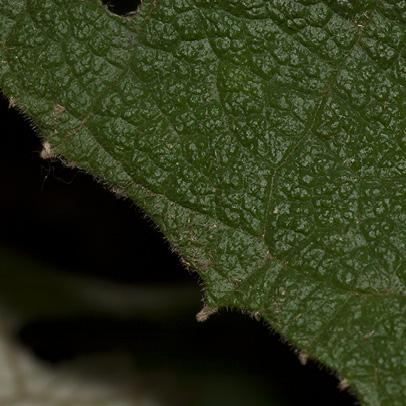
[{"left": 1, "top": 1, "right": 406, "bottom": 404}]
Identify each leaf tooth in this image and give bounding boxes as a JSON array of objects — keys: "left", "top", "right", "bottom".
[{"left": 196, "top": 306, "right": 218, "bottom": 322}]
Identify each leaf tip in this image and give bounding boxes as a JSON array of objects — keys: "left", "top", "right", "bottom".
[
  {"left": 109, "top": 185, "right": 128, "bottom": 199},
  {"left": 40, "top": 141, "right": 55, "bottom": 160},
  {"left": 338, "top": 376, "right": 350, "bottom": 390},
  {"left": 249, "top": 311, "right": 261, "bottom": 321},
  {"left": 297, "top": 350, "right": 309, "bottom": 366},
  {"left": 196, "top": 306, "right": 218, "bottom": 322},
  {"left": 8, "top": 96, "right": 18, "bottom": 109}
]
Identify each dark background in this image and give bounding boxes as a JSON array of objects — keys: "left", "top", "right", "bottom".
[{"left": 0, "top": 1, "right": 356, "bottom": 404}]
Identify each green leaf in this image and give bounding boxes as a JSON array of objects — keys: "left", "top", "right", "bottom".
[{"left": 1, "top": 1, "right": 406, "bottom": 404}]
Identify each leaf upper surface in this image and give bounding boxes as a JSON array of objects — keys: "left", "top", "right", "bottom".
[{"left": 2, "top": 1, "right": 406, "bottom": 404}]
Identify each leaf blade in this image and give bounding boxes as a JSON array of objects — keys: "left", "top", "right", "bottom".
[{"left": 2, "top": 1, "right": 406, "bottom": 404}]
